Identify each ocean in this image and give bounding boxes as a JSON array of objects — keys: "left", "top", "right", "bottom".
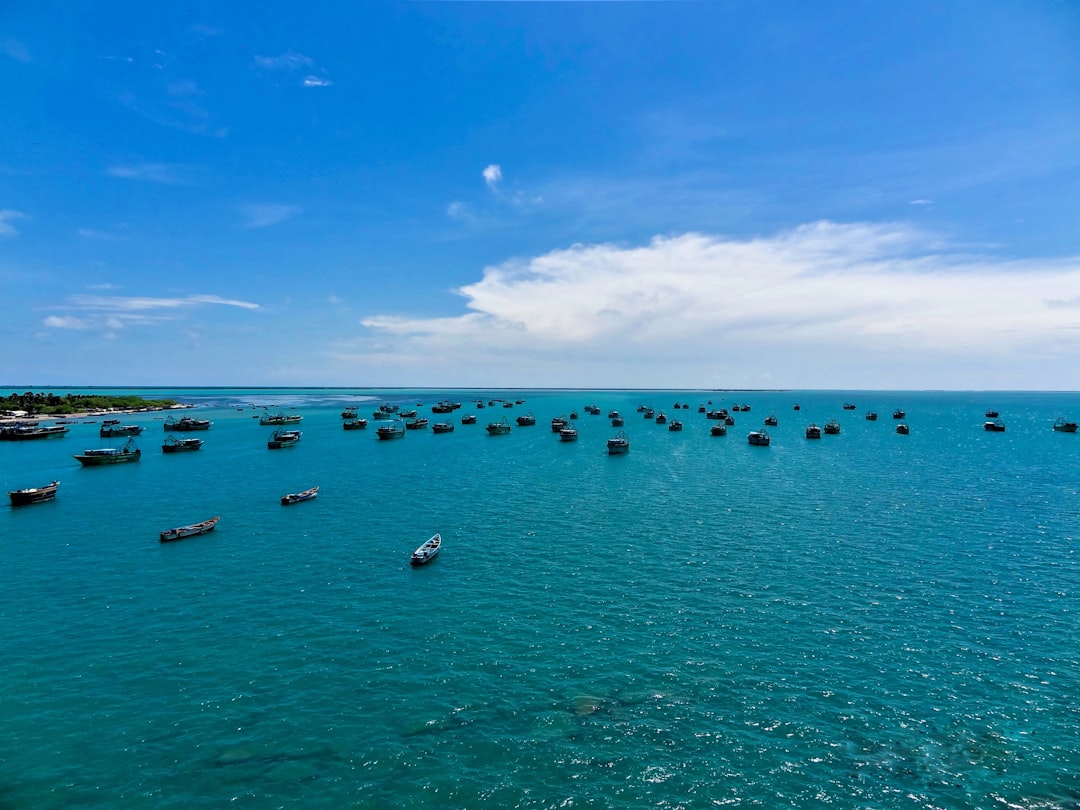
[{"left": 2, "top": 388, "right": 1078, "bottom": 809}]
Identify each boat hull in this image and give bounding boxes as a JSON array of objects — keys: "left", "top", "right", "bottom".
[
  {"left": 9, "top": 481, "right": 59, "bottom": 506},
  {"left": 160, "top": 516, "right": 220, "bottom": 543},
  {"left": 73, "top": 450, "right": 141, "bottom": 465}
]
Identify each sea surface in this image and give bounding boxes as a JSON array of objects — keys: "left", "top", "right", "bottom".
[{"left": 2, "top": 388, "right": 1078, "bottom": 809}]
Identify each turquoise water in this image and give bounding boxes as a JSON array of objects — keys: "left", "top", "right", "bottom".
[{"left": 2, "top": 389, "right": 1078, "bottom": 809}]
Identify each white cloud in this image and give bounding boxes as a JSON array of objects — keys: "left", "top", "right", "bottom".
[
  {"left": 77, "top": 227, "right": 122, "bottom": 241},
  {"left": 482, "top": 164, "right": 502, "bottom": 190},
  {"left": 253, "top": 51, "right": 314, "bottom": 70},
  {"left": 41, "top": 293, "right": 262, "bottom": 335},
  {"left": 240, "top": 204, "right": 301, "bottom": 229},
  {"left": 1, "top": 38, "right": 30, "bottom": 63},
  {"left": 43, "top": 315, "right": 88, "bottom": 330},
  {"left": 446, "top": 201, "right": 472, "bottom": 220},
  {"left": 357, "top": 221, "right": 1080, "bottom": 382},
  {"left": 909, "top": 199, "right": 934, "bottom": 205},
  {"left": 107, "top": 163, "right": 184, "bottom": 184},
  {"left": 0, "top": 209, "right": 25, "bottom": 236},
  {"left": 302, "top": 76, "right": 332, "bottom": 87}
]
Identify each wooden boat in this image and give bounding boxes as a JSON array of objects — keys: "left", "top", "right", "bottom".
[
  {"left": 607, "top": 410, "right": 620, "bottom": 419},
  {"left": 267, "top": 429, "right": 302, "bottom": 448},
  {"left": 343, "top": 417, "right": 368, "bottom": 430},
  {"left": 163, "top": 416, "right": 211, "bottom": 431},
  {"left": 843, "top": 403, "right": 856, "bottom": 410},
  {"left": 411, "top": 533, "right": 442, "bottom": 566},
  {"left": 805, "top": 424, "right": 822, "bottom": 439},
  {"left": 642, "top": 408, "right": 655, "bottom": 419},
  {"left": 515, "top": 413, "right": 536, "bottom": 426},
  {"left": 823, "top": 419, "right": 841, "bottom": 435},
  {"left": 260, "top": 410, "right": 302, "bottom": 426},
  {"left": 486, "top": 418, "right": 511, "bottom": 435},
  {"left": 376, "top": 421, "right": 405, "bottom": 440},
  {"left": 667, "top": 420, "right": 683, "bottom": 431},
  {"left": 460, "top": 414, "right": 477, "bottom": 425},
  {"left": 892, "top": 409, "right": 906, "bottom": 419},
  {"left": 160, "top": 515, "right": 220, "bottom": 543},
  {"left": 611, "top": 415, "right": 624, "bottom": 427},
  {"left": 896, "top": 424, "right": 910, "bottom": 435},
  {"left": 0, "top": 424, "right": 69, "bottom": 440},
  {"left": 710, "top": 424, "right": 727, "bottom": 436},
  {"left": 551, "top": 416, "right": 568, "bottom": 432},
  {"left": 281, "top": 485, "right": 319, "bottom": 505},
  {"left": 747, "top": 429, "right": 770, "bottom": 446},
  {"left": 99, "top": 423, "right": 143, "bottom": 437},
  {"left": 654, "top": 412, "right": 667, "bottom": 424},
  {"left": 399, "top": 409, "right": 418, "bottom": 419},
  {"left": 404, "top": 417, "right": 429, "bottom": 430},
  {"left": 984, "top": 419, "right": 1006, "bottom": 432},
  {"left": 793, "top": 403, "right": 801, "bottom": 411},
  {"left": 73, "top": 439, "right": 141, "bottom": 465},
  {"left": 865, "top": 412, "right": 878, "bottom": 421},
  {"left": 431, "top": 401, "right": 454, "bottom": 414},
  {"left": 559, "top": 422, "right": 578, "bottom": 441},
  {"left": 1052, "top": 417, "right": 1077, "bottom": 433},
  {"left": 341, "top": 406, "right": 359, "bottom": 419},
  {"left": 724, "top": 415, "right": 735, "bottom": 425},
  {"left": 432, "top": 421, "right": 455, "bottom": 433},
  {"left": 9, "top": 480, "right": 59, "bottom": 506},
  {"left": 162, "top": 434, "right": 203, "bottom": 453},
  {"left": 764, "top": 415, "right": 778, "bottom": 426},
  {"left": 985, "top": 409, "right": 1000, "bottom": 418},
  {"left": 607, "top": 430, "right": 630, "bottom": 454}
]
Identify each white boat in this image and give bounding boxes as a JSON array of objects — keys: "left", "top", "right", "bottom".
[
  {"left": 281, "top": 485, "right": 319, "bottom": 505},
  {"left": 411, "top": 533, "right": 442, "bottom": 566}
]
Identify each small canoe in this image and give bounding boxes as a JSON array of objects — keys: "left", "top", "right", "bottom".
[
  {"left": 411, "top": 533, "right": 442, "bottom": 566},
  {"left": 281, "top": 486, "right": 319, "bottom": 505},
  {"left": 160, "top": 516, "right": 220, "bottom": 543}
]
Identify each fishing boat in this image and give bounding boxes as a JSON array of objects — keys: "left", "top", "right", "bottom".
[
  {"left": 0, "top": 424, "right": 69, "bottom": 440},
  {"left": 793, "top": 403, "right": 801, "bottom": 411},
  {"left": 432, "top": 421, "right": 455, "bottom": 433},
  {"left": 342, "top": 417, "right": 368, "bottom": 430},
  {"left": 411, "top": 533, "right": 442, "bottom": 566},
  {"left": 985, "top": 409, "right": 1000, "bottom": 418},
  {"left": 984, "top": 419, "right": 1006, "bottom": 432},
  {"left": 551, "top": 416, "right": 568, "bottom": 432},
  {"left": 159, "top": 516, "right": 220, "bottom": 543},
  {"left": 747, "top": 429, "right": 770, "bottom": 446},
  {"left": 73, "top": 439, "right": 141, "bottom": 466},
  {"left": 405, "top": 417, "right": 429, "bottom": 430},
  {"left": 8, "top": 480, "right": 59, "bottom": 506},
  {"left": 607, "top": 430, "right": 630, "bottom": 454},
  {"left": 865, "top": 412, "right": 878, "bottom": 421},
  {"left": 667, "top": 420, "right": 683, "bottom": 431},
  {"left": 376, "top": 421, "right": 405, "bottom": 440},
  {"left": 725, "top": 415, "right": 735, "bottom": 426},
  {"left": 341, "top": 406, "right": 358, "bottom": 419},
  {"left": 710, "top": 424, "right": 727, "bottom": 436},
  {"left": 764, "top": 415, "right": 778, "bottom": 426},
  {"left": 162, "top": 435, "right": 204, "bottom": 453},
  {"left": 1052, "top": 417, "right": 1077, "bottom": 433},
  {"left": 431, "top": 401, "right": 454, "bottom": 414},
  {"left": 892, "top": 409, "right": 906, "bottom": 419},
  {"left": 559, "top": 422, "right": 579, "bottom": 441},
  {"left": 260, "top": 410, "right": 302, "bottom": 426},
  {"left": 843, "top": 403, "right": 856, "bottom": 410},
  {"left": 460, "top": 414, "right": 477, "bottom": 425},
  {"left": 486, "top": 417, "right": 511, "bottom": 435},
  {"left": 267, "top": 429, "right": 302, "bottom": 448},
  {"left": 805, "top": 424, "right": 822, "bottom": 439},
  {"left": 163, "top": 416, "right": 212, "bottom": 431},
  {"left": 611, "top": 415, "right": 625, "bottom": 427},
  {"left": 515, "top": 413, "right": 536, "bottom": 426},
  {"left": 823, "top": 419, "right": 841, "bottom": 435},
  {"left": 654, "top": 412, "right": 667, "bottom": 424},
  {"left": 99, "top": 423, "right": 143, "bottom": 437},
  {"left": 896, "top": 423, "right": 910, "bottom": 435},
  {"left": 281, "top": 485, "right": 319, "bottom": 505}
]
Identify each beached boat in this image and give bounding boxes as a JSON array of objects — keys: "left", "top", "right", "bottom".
[
  {"left": 515, "top": 413, "right": 536, "bottom": 426},
  {"left": 710, "top": 424, "right": 727, "bottom": 436},
  {"left": 805, "top": 424, "right": 822, "bottom": 439},
  {"left": 267, "top": 429, "right": 302, "bottom": 448},
  {"left": 607, "top": 430, "right": 630, "bottom": 454},
  {"left": 559, "top": 422, "right": 579, "bottom": 441},
  {"left": 162, "top": 435, "right": 203, "bottom": 453},
  {"left": 376, "top": 421, "right": 405, "bottom": 440},
  {"left": 432, "top": 421, "right": 455, "bottom": 433},
  {"left": 0, "top": 424, "right": 69, "bottom": 440},
  {"left": 486, "top": 417, "right": 511, "bottom": 435},
  {"left": 823, "top": 419, "right": 841, "bottom": 435},
  {"left": 984, "top": 419, "right": 1006, "bottom": 432},
  {"left": 460, "top": 414, "right": 477, "bottom": 425},
  {"left": 8, "top": 480, "right": 59, "bottom": 506},
  {"left": 411, "top": 533, "right": 442, "bottom": 566},
  {"left": 764, "top": 415, "right": 778, "bottom": 426},
  {"left": 260, "top": 411, "right": 302, "bottom": 426},
  {"left": 73, "top": 439, "right": 141, "bottom": 466},
  {"left": 343, "top": 417, "right": 368, "bottom": 430},
  {"left": 163, "top": 416, "right": 211, "bottom": 431},
  {"left": 159, "top": 516, "right": 220, "bottom": 543},
  {"left": 281, "top": 486, "right": 319, "bottom": 505},
  {"left": 99, "top": 423, "right": 143, "bottom": 437},
  {"left": 747, "top": 429, "right": 770, "bottom": 446},
  {"left": 896, "top": 423, "right": 910, "bottom": 435}
]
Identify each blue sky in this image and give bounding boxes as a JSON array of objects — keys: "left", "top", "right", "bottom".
[{"left": 3, "top": 1, "right": 1079, "bottom": 389}]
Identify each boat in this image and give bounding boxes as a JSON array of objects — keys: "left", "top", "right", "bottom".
[
  {"left": 892, "top": 409, "right": 906, "bottom": 419},
  {"left": 376, "top": 421, "right": 405, "bottom": 440},
  {"left": 843, "top": 403, "right": 856, "bottom": 410},
  {"left": 805, "top": 424, "right": 822, "bottom": 439},
  {"left": 643, "top": 408, "right": 655, "bottom": 419},
  {"left": 260, "top": 410, "right": 302, "bottom": 426},
  {"left": 654, "top": 412, "right": 667, "bottom": 424},
  {"left": 896, "top": 423, "right": 910, "bottom": 435},
  {"left": 764, "top": 415, "right": 778, "bottom": 426},
  {"left": 724, "top": 415, "right": 735, "bottom": 425},
  {"left": 667, "top": 420, "right": 683, "bottom": 431},
  {"left": 399, "top": 409, "right": 418, "bottom": 419},
  {"left": 984, "top": 419, "right": 1006, "bottom": 432},
  {"left": 606, "top": 430, "right": 630, "bottom": 454},
  {"left": 343, "top": 417, "right": 368, "bottom": 430},
  {"left": 585, "top": 404, "right": 601, "bottom": 415},
  {"left": 281, "top": 486, "right": 319, "bottom": 505},
  {"left": 163, "top": 416, "right": 211, "bottom": 431},
  {"left": 99, "top": 423, "right": 142, "bottom": 437},
  {"left": 486, "top": 418, "right": 511, "bottom": 435},
  {"left": 607, "top": 410, "right": 620, "bottom": 419},
  {"left": 793, "top": 404, "right": 801, "bottom": 411},
  {"left": 569, "top": 410, "right": 579, "bottom": 419},
  {"left": 0, "top": 424, "right": 69, "bottom": 440},
  {"left": 747, "top": 429, "right": 770, "bottom": 446},
  {"left": 432, "top": 421, "right": 455, "bottom": 433},
  {"left": 267, "top": 429, "right": 302, "bottom": 448},
  {"left": 823, "top": 419, "right": 841, "bottom": 435},
  {"left": 551, "top": 416, "right": 568, "bottom": 432},
  {"left": 162, "top": 435, "right": 204, "bottom": 453},
  {"left": 985, "top": 409, "right": 1000, "bottom": 418},
  {"left": 611, "top": 415, "right": 625, "bottom": 427},
  {"left": 1053, "top": 417, "right": 1078, "bottom": 433},
  {"left": 460, "top": 414, "right": 477, "bottom": 425},
  {"left": 341, "top": 406, "right": 358, "bottom": 419},
  {"left": 865, "top": 412, "right": 878, "bottom": 421},
  {"left": 431, "top": 401, "right": 454, "bottom": 414},
  {"left": 710, "top": 424, "right": 727, "bottom": 436},
  {"left": 516, "top": 413, "right": 536, "bottom": 426},
  {"left": 559, "top": 422, "right": 579, "bottom": 441},
  {"left": 73, "top": 439, "right": 141, "bottom": 465},
  {"left": 697, "top": 405, "right": 706, "bottom": 413},
  {"left": 379, "top": 403, "right": 400, "bottom": 414},
  {"left": 8, "top": 480, "right": 59, "bottom": 506},
  {"left": 159, "top": 515, "right": 220, "bottom": 543},
  {"left": 404, "top": 417, "right": 429, "bottom": 430},
  {"left": 411, "top": 533, "right": 442, "bottom": 566}
]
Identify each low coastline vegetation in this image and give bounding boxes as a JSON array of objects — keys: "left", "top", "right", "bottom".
[{"left": 1, "top": 391, "right": 177, "bottom": 415}]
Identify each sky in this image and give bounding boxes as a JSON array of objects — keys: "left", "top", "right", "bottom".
[{"left": 2, "top": 1, "right": 1080, "bottom": 390}]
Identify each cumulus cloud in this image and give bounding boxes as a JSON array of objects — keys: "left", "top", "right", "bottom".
[
  {"left": 482, "top": 164, "right": 502, "bottom": 190},
  {"left": 0, "top": 209, "right": 25, "bottom": 236},
  {"left": 240, "top": 204, "right": 301, "bottom": 229},
  {"left": 358, "top": 221, "right": 1080, "bottom": 371}
]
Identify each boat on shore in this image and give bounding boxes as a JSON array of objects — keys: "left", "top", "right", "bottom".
[
  {"left": 281, "top": 486, "right": 319, "bottom": 505},
  {"left": 159, "top": 516, "right": 220, "bottom": 543},
  {"left": 8, "top": 480, "right": 59, "bottom": 506},
  {"left": 73, "top": 439, "right": 141, "bottom": 466},
  {"left": 1053, "top": 417, "right": 1077, "bottom": 433},
  {"left": 607, "top": 430, "right": 630, "bottom": 454},
  {"left": 163, "top": 416, "right": 211, "bottom": 431},
  {"left": 267, "top": 429, "right": 302, "bottom": 448},
  {"left": 411, "top": 533, "right": 442, "bottom": 566},
  {"left": 162, "top": 435, "right": 203, "bottom": 453}
]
